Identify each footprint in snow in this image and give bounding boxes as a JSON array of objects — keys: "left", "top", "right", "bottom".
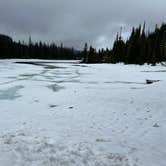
[
  {"left": 96, "top": 138, "right": 112, "bottom": 142},
  {"left": 49, "top": 105, "right": 58, "bottom": 108},
  {"left": 153, "top": 123, "right": 160, "bottom": 128},
  {"left": 130, "top": 100, "right": 134, "bottom": 104}
]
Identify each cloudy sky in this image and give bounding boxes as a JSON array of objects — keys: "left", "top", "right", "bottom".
[{"left": 0, "top": 0, "right": 166, "bottom": 49}]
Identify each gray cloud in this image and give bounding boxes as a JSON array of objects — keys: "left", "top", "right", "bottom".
[{"left": 0, "top": 0, "right": 166, "bottom": 49}]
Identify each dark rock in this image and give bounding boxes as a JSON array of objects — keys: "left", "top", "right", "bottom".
[{"left": 146, "top": 79, "right": 160, "bottom": 84}]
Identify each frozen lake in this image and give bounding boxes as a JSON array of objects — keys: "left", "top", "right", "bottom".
[{"left": 0, "top": 59, "right": 165, "bottom": 166}]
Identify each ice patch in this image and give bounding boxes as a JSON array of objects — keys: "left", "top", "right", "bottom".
[
  {"left": 0, "top": 85, "right": 24, "bottom": 100},
  {"left": 47, "top": 84, "right": 65, "bottom": 92},
  {"left": 15, "top": 61, "right": 67, "bottom": 69}
]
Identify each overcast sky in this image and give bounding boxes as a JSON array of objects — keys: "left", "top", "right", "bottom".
[{"left": 0, "top": 0, "right": 166, "bottom": 49}]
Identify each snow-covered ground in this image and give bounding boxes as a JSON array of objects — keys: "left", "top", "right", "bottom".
[{"left": 0, "top": 59, "right": 165, "bottom": 166}]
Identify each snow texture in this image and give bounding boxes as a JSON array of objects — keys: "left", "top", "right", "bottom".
[{"left": 0, "top": 59, "right": 165, "bottom": 166}]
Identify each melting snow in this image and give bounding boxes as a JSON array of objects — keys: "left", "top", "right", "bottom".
[{"left": 0, "top": 59, "right": 165, "bottom": 166}]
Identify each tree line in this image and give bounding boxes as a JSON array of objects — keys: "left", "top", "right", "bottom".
[
  {"left": 0, "top": 35, "right": 78, "bottom": 60},
  {"left": 0, "top": 23, "right": 166, "bottom": 64},
  {"left": 83, "top": 23, "right": 166, "bottom": 65}
]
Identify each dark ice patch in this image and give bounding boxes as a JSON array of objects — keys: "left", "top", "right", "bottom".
[
  {"left": 15, "top": 62, "right": 66, "bottom": 69},
  {"left": 72, "top": 64, "right": 88, "bottom": 67},
  {"left": 0, "top": 85, "right": 24, "bottom": 100},
  {"left": 141, "top": 70, "right": 166, "bottom": 73},
  {"left": 104, "top": 81, "right": 145, "bottom": 85},
  {"left": 47, "top": 84, "right": 65, "bottom": 92}
]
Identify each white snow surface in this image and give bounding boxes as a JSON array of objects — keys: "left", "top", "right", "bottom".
[{"left": 0, "top": 59, "right": 165, "bottom": 166}]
